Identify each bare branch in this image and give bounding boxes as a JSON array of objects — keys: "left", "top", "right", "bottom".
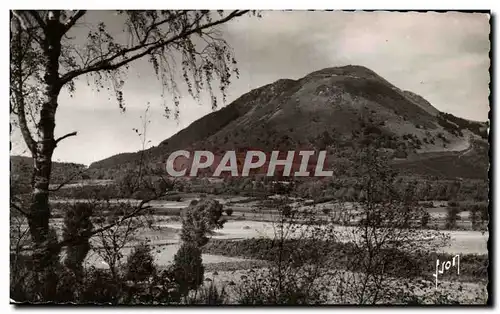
[
  {"left": 14, "top": 108, "right": 35, "bottom": 155},
  {"left": 48, "top": 167, "right": 89, "bottom": 192},
  {"left": 140, "top": 11, "right": 188, "bottom": 45},
  {"left": 60, "top": 10, "right": 249, "bottom": 85},
  {"left": 27, "top": 11, "right": 45, "bottom": 28},
  {"left": 63, "top": 10, "right": 86, "bottom": 34},
  {"left": 12, "top": 17, "right": 36, "bottom": 155},
  {"left": 52, "top": 198, "right": 153, "bottom": 252},
  {"left": 10, "top": 201, "right": 29, "bottom": 217},
  {"left": 55, "top": 131, "right": 77, "bottom": 145},
  {"left": 10, "top": 100, "right": 18, "bottom": 115},
  {"left": 46, "top": 185, "right": 179, "bottom": 254},
  {"left": 11, "top": 11, "right": 28, "bottom": 31}
]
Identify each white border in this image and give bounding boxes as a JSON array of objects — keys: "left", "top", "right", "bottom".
[
  {"left": 2, "top": 1, "right": 497, "bottom": 313},
  {"left": 6, "top": 0, "right": 499, "bottom": 10}
]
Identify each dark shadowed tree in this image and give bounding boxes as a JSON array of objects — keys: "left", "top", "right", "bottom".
[
  {"left": 170, "top": 198, "right": 226, "bottom": 300},
  {"left": 170, "top": 243, "right": 204, "bottom": 299},
  {"left": 62, "top": 203, "right": 93, "bottom": 276},
  {"left": 180, "top": 198, "right": 226, "bottom": 247},
  {"left": 125, "top": 243, "right": 156, "bottom": 283},
  {"left": 10, "top": 10, "right": 252, "bottom": 300}
]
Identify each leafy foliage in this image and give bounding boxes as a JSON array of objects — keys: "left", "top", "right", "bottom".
[
  {"left": 235, "top": 268, "right": 326, "bottom": 305},
  {"left": 180, "top": 198, "right": 226, "bottom": 247},
  {"left": 187, "top": 282, "right": 229, "bottom": 305},
  {"left": 125, "top": 243, "right": 156, "bottom": 282},
  {"left": 62, "top": 203, "right": 93, "bottom": 274},
  {"left": 166, "top": 198, "right": 227, "bottom": 299},
  {"left": 170, "top": 243, "right": 204, "bottom": 297}
]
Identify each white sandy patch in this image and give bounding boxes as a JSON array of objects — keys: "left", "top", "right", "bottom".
[
  {"left": 84, "top": 243, "right": 251, "bottom": 269},
  {"left": 154, "top": 220, "right": 489, "bottom": 255}
]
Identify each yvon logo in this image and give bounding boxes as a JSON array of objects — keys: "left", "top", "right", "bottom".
[
  {"left": 433, "top": 255, "right": 460, "bottom": 289},
  {"left": 165, "top": 149, "right": 333, "bottom": 177}
]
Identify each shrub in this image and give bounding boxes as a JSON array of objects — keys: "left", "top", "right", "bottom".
[
  {"left": 189, "top": 282, "right": 228, "bottom": 304},
  {"left": 180, "top": 198, "right": 225, "bottom": 247},
  {"left": 63, "top": 203, "right": 94, "bottom": 275},
  {"left": 125, "top": 243, "right": 156, "bottom": 282},
  {"left": 10, "top": 253, "right": 38, "bottom": 302},
  {"left": 445, "top": 207, "right": 459, "bottom": 230},
  {"left": 81, "top": 267, "right": 124, "bottom": 304},
  {"left": 421, "top": 202, "right": 434, "bottom": 208},
  {"left": 225, "top": 208, "right": 234, "bottom": 216},
  {"left": 421, "top": 211, "right": 430, "bottom": 228},
  {"left": 170, "top": 243, "right": 204, "bottom": 297},
  {"left": 234, "top": 269, "right": 326, "bottom": 305},
  {"left": 393, "top": 149, "right": 408, "bottom": 159},
  {"left": 479, "top": 203, "right": 489, "bottom": 223},
  {"left": 470, "top": 207, "right": 479, "bottom": 230}
]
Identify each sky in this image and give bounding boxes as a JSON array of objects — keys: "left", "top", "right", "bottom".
[{"left": 10, "top": 10, "right": 491, "bottom": 165}]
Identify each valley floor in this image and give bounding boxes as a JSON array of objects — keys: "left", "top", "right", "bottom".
[{"left": 11, "top": 193, "right": 489, "bottom": 304}]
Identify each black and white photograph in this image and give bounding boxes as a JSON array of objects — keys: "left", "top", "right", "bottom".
[{"left": 9, "top": 8, "right": 491, "bottom": 305}]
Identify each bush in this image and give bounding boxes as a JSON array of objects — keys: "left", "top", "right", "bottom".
[
  {"left": 445, "top": 207, "right": 460, "bottom": 230},
  {"left": 10, "top": 253, "right": 38, "bottom": 302},
  {"left": 225, "top": 208, "right": 234, "bottom": 216},
  {"left": 234, "top": 269, "right": 325, "bottom": 305},
  {"left": 63, "top": 203, "right": 93, "bottom": 274},
  {"left": 170, "top": 243, "right": 204, "bottom": 296},
  {"left": 81, "top": 267, "right": 124, "bottom": 304},
  {"left": 469, "top": 207, "right": 479, "bottom": 230},
  {"left": 421, "top": 211, "right": 430, "bottom": 228},
  {"left": 393, "top": 149, "right": 408, "bottom": 159},
  {"left": 479, "top": 203, "right": 489, "bottom": 223},
  {"left": 125, "top": 243, "right": 156, "bottom": 282},
  {"left": 188, "top": 282, "right": 228, "bottom": 304},
  {"left": 180, "top": 198, "right": 225, "bottom": 247}
]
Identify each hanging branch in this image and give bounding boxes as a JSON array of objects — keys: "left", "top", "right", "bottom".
[{"left": 59, "top": 10, "right": 249, "bottom": 85}]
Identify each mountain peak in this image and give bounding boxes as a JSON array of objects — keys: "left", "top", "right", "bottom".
[
  {"left": 90, "top": 65, "right": 488, "bottom": 180},
  {"left": 305, "top": 65, "right": 381, "bottom": 80}
]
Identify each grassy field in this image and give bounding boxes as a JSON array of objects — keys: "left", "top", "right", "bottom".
[{"left": 201, "top": 267, "right": 488, "bottom": 304}]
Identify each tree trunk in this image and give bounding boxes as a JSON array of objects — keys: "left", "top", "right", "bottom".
[{"left": 27, "top": 13, "right": 63, "bottom": 301}]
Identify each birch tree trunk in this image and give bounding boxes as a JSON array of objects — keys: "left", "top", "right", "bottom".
[
  {"left": 27, "top": 12, "right": 64, "bottom": 300},
  {"left": 10, "top": 9, "right": 250, "bottom": 301}
]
